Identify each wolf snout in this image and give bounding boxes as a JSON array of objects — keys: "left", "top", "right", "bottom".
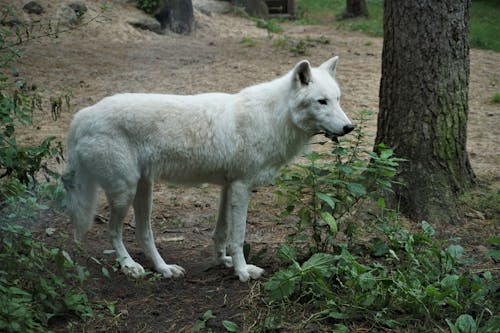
[{"left": 343, "top": 124, "right": 355, "bottom": 135}]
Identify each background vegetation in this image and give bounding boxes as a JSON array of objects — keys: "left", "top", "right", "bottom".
[{"left": 295, "top": 0, "right": 500, "bottom": 52}]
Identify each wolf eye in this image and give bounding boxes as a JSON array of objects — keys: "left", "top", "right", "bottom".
[{"left": 318, "top": 99, "right": 328, "bottom": 105}]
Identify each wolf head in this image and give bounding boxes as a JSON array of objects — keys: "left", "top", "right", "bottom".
[{"left": 289, "top": 57, "right": 354, "bottom": 140}]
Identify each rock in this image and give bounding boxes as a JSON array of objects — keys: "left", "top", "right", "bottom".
[
  {"left": 68, "top": 1, "right": 88, "bottom": 17},
  {"left": 59, "top": 2, "right": 88, "bottom": 26},
  {"left": 23, "top": 1, "right": 44, "bottom": 15},
  {"left": 129, "top": 18, "right": 163, "bottom": 34},
  {"left": 194, "top": 0, "right": 233, "bottom": 15}
]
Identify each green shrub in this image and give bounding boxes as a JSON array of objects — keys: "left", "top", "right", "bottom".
[
  {"left": 275, "top": 110, "right": 402, "bottom": 253},
  {"left": 264, "top": 220, "right": 498, "bottom": 331},
  {"left": 264, "top": 113, "right": 498, "bottom": 331},
  {"left": 136, "top": 0, "right": 160, "bottom": 15},
  {"left": 0, "top": 19, "right": 96, "bottom": 333},
  {"left": 0, "top": 223, "right": 93, "bottom": 333}
]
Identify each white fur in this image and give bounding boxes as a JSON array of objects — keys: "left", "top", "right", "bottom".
[{"left": 63, "top": 57, "right": 352, "bottom": 282}]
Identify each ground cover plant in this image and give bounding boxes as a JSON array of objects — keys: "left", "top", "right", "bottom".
[
  {"left": 0, "top": 19, "right": 102, "bottom": 333},
  {"left": 251, "top": 112, "right": 499, "bottom": 332}
]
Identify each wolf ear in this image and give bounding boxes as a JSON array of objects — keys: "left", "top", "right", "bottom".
[
  {"left": 292, "top": 60, "right": 312, "bottom": 87},
  {"left": 320, "top": 56, "right": 338, "bottom": 78}
]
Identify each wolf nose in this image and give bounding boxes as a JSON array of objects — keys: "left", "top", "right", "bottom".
[{"left": 343, "top": 124, "right": 355, "bottom": 134}]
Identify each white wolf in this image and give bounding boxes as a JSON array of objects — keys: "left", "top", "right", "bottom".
[{"left": 63, "top": 57, "right": 354, "bottom": 282}]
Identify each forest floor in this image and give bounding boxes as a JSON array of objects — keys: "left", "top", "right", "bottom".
[{"left": 5, "top": 0, "right": 499, "bottom": 332}]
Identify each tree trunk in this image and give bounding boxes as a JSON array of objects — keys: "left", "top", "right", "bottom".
[
  {"left": 344, "top": 0, "right": 368, "bottom": 18},
  {"left": 155, "top": 0, "right": 194, "bottom": 34},
  {"left": 375, "top": 0, "right": 474, "bottom": 224}
]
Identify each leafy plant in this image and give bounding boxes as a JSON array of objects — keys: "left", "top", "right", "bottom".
[
  {"left": 264, "top": 220, "right": 498, "bottom": 331},
  {"left": 136, "top": 0, "right": 160, "bottom": 15},
  {"left": 192, "top": 310, "right": 239, "bottom": 333},
  {"left": 1, "top": 27, "right": 65, "bottom": 187},
  {"left": 275, "top": 110, "right": 402, "bottom": 253},
  {"left": 264, "top": 116, "right": 498, "bottom": 331},
  {"left": 255, "top": 19, "right": 283, "bottom": 33},
  {"left": 0, "top": 224, "right": 93, "bottom": 333}
]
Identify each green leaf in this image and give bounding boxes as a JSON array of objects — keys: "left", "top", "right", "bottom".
[
  {"left": 264, "top": 269, "right": 297, "bottom": 301},
  {"left": 102, "top": 267, "right": 110, "bottom": 278},
  {"left": 446, "top": 245, "right": 464, "bottom": 259},
  {"left": 191, "top": 320, "right": 205, "bottom": 332},
  {"left": 440, "top": 274, "right": 460, "bottom": 289},
  {"left": 203, "top": 310, "right": 216, "bottom": 320},
  {"left": 358, "top": 271, "right": 376, "bottom": 291},
  {"left": 376, "top": 197, "right": 386, "bottom": 209},
  {"left": 347, "top": 182, "right": 366, "bottom": 197},
  {"left": 302, "top": 253, "right": 335, "bottom": 277},
  {"left": 421, "top": 220, "right": 435, "bottom": 236},
  {"left": 486, "top": 248, "right": 500, "bottom": 259},
  {"left": 456, "top": 314, "right": 477, "bottom": 333},
  {"left": 321, "top": 211, "right": 337, "bottom": 236},
  {"left": 222, "top": 320, "right": 238, "bottom": 332},
  {"left": 276, "top": 244, "right": 297, "bottom": 262},
  {"left": 487, "top": 236, "right": 500, "bottom": 245},
  {"left": 329, "top": 311, "right": 348, "bottom": 319},
  {"left": 317, "top": 192, "right": 335, "bottom": 210},
  {"left": 332, "top": 324, "right": 349, "bottom": 333}
]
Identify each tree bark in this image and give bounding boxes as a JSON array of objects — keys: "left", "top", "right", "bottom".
[
  {"left": 344, "top": 0, "right": 368, "bottom": 18},
  {"left": 376, "top": 0, "right": 474, "bottom": 224},
  {"left": 155, "top": 0, "right": 194, "bottom": 34}
]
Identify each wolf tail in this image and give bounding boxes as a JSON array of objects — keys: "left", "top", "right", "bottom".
[{"left": 62, "top": 152, "right": 98, "bottom": 242}]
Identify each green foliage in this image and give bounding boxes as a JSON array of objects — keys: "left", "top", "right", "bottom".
[
  {"left": 265, "top": 117, "right": 498, "bottom": 331},
  {"left": 296, "top": 0, "right": 500, "bottom": 51},
  {"left": 470, "top": 0, "right": 500, "bottom": 51},
  {"left": 136, "top": 0, "right": 160, "bottom": 15},
  {"left": 192, "top": 310, "right": 238, "bottom": 333},
  {"left": 0, "top": 17, "right": 100, "bottom": 333},
  {"left": 0, "top": 224, "right": 93, "bottom": 333},
  {"left": 265, "top": 220, "right": 498, "bottom": 331},
  {"left": 0, "top": 29, "right": 64, "bottom": 187},
  {"left": 254, "top": 19, "right": 283, "bottom": 34},
  {"left": 490, "top": 92, "right": 500, "bottom": 104},
  {"left": 273, "top": 35, "right": 330, "bottom": 56},
  {"left": 275, "top": 110, "right": 402, "bottom": 253}
]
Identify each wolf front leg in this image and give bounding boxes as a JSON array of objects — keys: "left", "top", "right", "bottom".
[{"left": 227, "top": 181, "right": 265, "bottom": 282}]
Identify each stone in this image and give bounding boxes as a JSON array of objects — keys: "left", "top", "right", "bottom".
[{"left": 23, "top": 1, "right": 44, "bottom": 15}]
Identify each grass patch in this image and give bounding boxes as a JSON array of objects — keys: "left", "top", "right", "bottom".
[
  {"left": 295, "top": 0, "right": 383, "bottom": 36},
  {"left": 240, "top": 37, "right": 257, "bottom": 47},
  {"left": 490, "top": 92, "right": 500, "bottom": 104},
  {"left": 470, "top": 0, "right": 500, "bottom": 51},
  {"left": 296, "top": 0, "right": 500, "bottom": 51}
]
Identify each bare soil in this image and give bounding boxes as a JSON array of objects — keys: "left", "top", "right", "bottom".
[{"left": 4, "top": 0, "right": 499, "bottom": 332}]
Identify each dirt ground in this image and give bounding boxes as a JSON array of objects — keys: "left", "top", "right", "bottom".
[{"left": 3, "top": 0, "right": 499, "bottom": 332}]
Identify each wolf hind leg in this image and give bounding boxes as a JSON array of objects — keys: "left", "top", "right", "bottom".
[
  {"left": 105, "top": 182, "right": 147, "bottom": 278},
  {"left": 133, "top": 177, "right": 185, "bottom": 278},
  {"left": 213, "top": 185, "right": 233, "bottom": 268}
]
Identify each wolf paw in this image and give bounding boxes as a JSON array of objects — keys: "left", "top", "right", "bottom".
[
  {"left": 236, "top": 264, "right": 265, "bottom": 282},
  {"left": 121, "top": 262, "right": 146, "bottom": 278},
  {"left": 216, "top": 255, "right": 234, "bottom": 268},
  {"left": 157, "top": 264, "right": 185, "bottom": 278}
]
